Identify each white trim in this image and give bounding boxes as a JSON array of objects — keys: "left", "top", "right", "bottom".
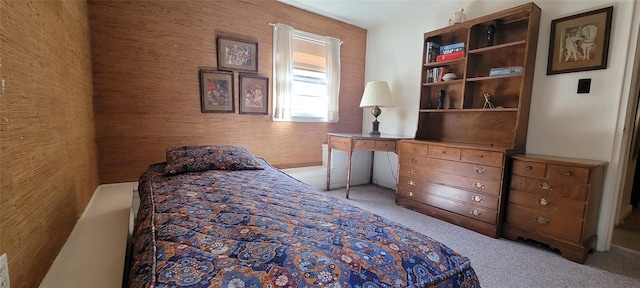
[{"left": 603, "top": 0, "right": 640, "bottom": 251}]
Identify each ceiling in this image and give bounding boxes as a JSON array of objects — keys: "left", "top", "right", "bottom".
[{"left": 277, "top": 0, "right": 439, "bottom": 29}]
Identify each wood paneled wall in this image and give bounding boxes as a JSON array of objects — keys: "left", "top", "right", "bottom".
[
  {"left": 0, "top": 1, "right": 99, "bottom": 287},
  {"left": 89, "top": 0, "right": 367, "bottom": 183}
]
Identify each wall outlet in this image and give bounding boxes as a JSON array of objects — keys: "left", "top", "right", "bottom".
[{"left": 0, "top": 253, "right": 10, "bottom": 288}]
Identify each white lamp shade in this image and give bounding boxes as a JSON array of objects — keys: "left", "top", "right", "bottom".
[{"left": 359, "top": 81, "right": 394, "bottom": 108}]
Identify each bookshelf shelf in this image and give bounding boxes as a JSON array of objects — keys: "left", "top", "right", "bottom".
[
  {"left": 466, "top": 74, "right": 522, "bottom": 82},
  {"left": 468, "top": 40, "right": 526, "bottom": 54},
  {"left": 424, "top": 57, "right": 465, "bottom": 68},
  {"left": 422, "top": 79, "right": 464, "bottom": 86}
]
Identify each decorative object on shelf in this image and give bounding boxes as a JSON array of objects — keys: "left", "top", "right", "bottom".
[
  {"left": 199, "top": 69, "right": 234, "bottom": 113},
  {"left": 489, "top": 66, "right": 524, "bottom": 76},
  {"left": 487, "top": 24, "right": 496, "bottom": 46},
  {"left": 483, "top": 93, "right": 495, "bottom": 109},
  {"left": 448, "top": 8, "right": 467, "bottom": 25},
  {"left": 438, "top": 89, "right": 446, "bottom": 109},
  {"left": 217, "top": 36, "right": 258, "bottom": 73},
  {"left": 360, "top": 81, "right": 394, "bottom": 136},
  {"left": 442, "top": 72, "right": 458, "bottom": 81},
  {"left": 239, "top": 74, "right": 269, "bottom": 115},
  {"left": 547, "top": 6, "right": 613, "bottom": 75}
]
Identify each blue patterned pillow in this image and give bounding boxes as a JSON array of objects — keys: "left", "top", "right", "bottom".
[{"left": 164, "top": 145, "right": 264, "bottom": 175}]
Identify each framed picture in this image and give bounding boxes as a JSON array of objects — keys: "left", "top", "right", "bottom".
[
  {"left": 199, "top": 69, "right": 234, "bottom": 113},
  {"left": 239, "top": 74, "right": 268, "bottom": 115},
  {"left": 217, "top": 36, "right": 258, "bottom": 73},
  {"left": 547, "top": 6, "right": 613, "bottom": 75}
]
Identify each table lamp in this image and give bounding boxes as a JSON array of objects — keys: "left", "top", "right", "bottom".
[{"left": 359, "top": 81, "right": 394, "bottom": 136}]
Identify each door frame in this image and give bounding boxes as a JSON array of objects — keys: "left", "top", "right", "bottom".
[{"left": 603, "top": 4, "right": 640, "bottom": 250}]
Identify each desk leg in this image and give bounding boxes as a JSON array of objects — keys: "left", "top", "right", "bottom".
[
  {"left": 326, "top": 147, "right": 332, "bottom": 191},
  {"left": 369, "top": 151, "right": 375, "bottom": 184},
  {"left": 346, "top": 149, "right": 353, "bottom": 199}
]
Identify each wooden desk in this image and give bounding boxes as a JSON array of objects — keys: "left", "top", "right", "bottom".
[{"left": 326, "top": 133, "right": 410, "bottom": 198}]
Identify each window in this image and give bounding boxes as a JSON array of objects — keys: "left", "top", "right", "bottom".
[{"left": 272, "top": 24, "right": 341, "bottom": 122}]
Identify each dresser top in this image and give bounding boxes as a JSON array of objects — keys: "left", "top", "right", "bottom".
[
  {"left": 512, "top": 154, "right": 608, "bottom": 167},
  {"left": 328, "top": 133, "right": 413, "bottom": 140}
]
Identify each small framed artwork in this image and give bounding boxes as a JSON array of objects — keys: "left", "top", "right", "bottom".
[
  {"left": 239, "top": 74, "right": 268, "bottom": 115},
  {"left": 199, "top": 69, "right": 234, "bottom": 113},
  {"left": 217, "top": 36, "right": 258, "bottom": 73},
  {"left": 547, "top": 6, "right": 613, "bottom": 75}
]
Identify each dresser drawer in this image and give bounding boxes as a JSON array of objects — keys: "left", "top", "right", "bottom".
[
  {"left": 329, "top": 136, "right": 351, "bottom": 151},
  {"left": 399, "top": 162, "right": 425, "bottom": 178},
  {"left": 428, "top": 145, "right": 461, "bottom": 161},
  {"left": 399, "top": 141, "right": 428, "bottom": 157},
  {"left": 400, "top": 155, "right": 428, "bottom": 167},
  {"left": 418, "top": 169, "right": 502, "bottom": 196},
  {"left": 505, "top": 204, "right": 583, "bottom": 243},
  {"left": 398, "top": 178, "right": 499, "bottom": 210},
  {"left": 420, "top": 157, "right": 502, "bottom": 182},
  {"left": 512, "top": 160, "right": 546, "bottom": 178},
  {"left": 398, "top": 187, "right": 497, "bottom": 224},
  {"left": 509, "top": 175, "right": 587, "bottom": 201},
  {"left": 354, "top": 139, "right": 375, "bottom": 150},
  {"left": 508, "top": 189, "right": 586, "bottom": 219},
  {"left": 547, "top": 164, "right": 590, "bottom": 184},
  {"left": 460, "top": 149, "right": 504, "bottom": 167},
  {"left": 374, "top": 140, "right": 396, "bottom": 151}
]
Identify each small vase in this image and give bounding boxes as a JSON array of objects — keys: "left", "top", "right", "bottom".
[{"left": 487, "top": 24, "right": 496, "bottom": 46}]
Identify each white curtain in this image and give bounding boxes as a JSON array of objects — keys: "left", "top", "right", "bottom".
[
  {"left": 326, "top": 37, "right": 341, "bottom": 122},
  {"left": 272, "top": 23, "right": 341, "bottom": 122},
  {"left": 272, "top": 23, "right": 294, "bottom": 120}
]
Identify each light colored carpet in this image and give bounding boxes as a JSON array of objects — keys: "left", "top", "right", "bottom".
[{"left": 326, "top": 184, "right": 640, "bottom": 288}]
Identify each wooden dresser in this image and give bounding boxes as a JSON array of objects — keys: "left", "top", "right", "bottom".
[
  {"left": 397, "top": 3, "right": 541, "bottom": 238},
  {"left": 397, "top": 140, "right": 521, "bottom": 237},
  {"left": 502, "top": 155, "right": 606, "bottom": 263}
]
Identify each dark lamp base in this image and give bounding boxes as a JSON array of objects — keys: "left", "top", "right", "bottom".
[{"left": 369, "top": 119, "right": 381, "bottom": 136}]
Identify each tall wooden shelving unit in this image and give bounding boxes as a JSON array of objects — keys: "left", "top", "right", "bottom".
[{"left": 397, "top": 3, "right": 541, "bottom": 238}]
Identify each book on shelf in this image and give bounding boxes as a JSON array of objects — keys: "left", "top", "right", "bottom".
[
  {"left": 436, "top": 51, "right": 464, "bottom": 62},
  {"left": 489, "top": 66, "right": 524, "bottom": 76},
  {"left": 426, "top": 67, "right": 448, "bottom": 83},
  {"left": 425, "top": 41, "right": 441, "bottom": 63},
  {"left": 439, "top": 42, "right": 465, "bottom": 54}
]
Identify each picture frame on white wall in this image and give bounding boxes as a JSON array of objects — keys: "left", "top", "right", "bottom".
[{"left": 547, "top": 6, "right": 613, "bottom": 75}]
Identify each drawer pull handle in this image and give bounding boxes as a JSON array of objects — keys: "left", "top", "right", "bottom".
[
  {"left": 407, "top": 191, "right": 414, "bottom": 197},
  {"left": 525, "top": 166, "right": 532, "bottom": 170},
  {"left": 473, "top": 182, "right": 485, "bottom": 189},
  {"left": 409, "top": 158, "right": 417, "bottom": 163},
  {"left": 409, "top": 169, "right": 417, "bottom": 175},
  {"left": 534, "top": 216, "right": 550, "bottom": 225},
  {"left": 474, "top": 167, "right": 486, "bottom": 174},
  {"left": 538, "top": 198, "right": 550, "bottom": 206},
  {"left": 565, "top": 171, "right": 572, "bottom": 176},
  {"left": 470, "top": 210, "right": 482, "bottom": 217},
  {"left": 471, "top": 195, "right": 483, "bottom": 202},
  {"left": 408, "top": 180, "right": 416, "bottom": 186},
  {"left": 538, "top": 183, "right": 552, "bottom": 190}
]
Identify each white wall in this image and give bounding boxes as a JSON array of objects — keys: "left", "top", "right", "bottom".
[{"left": 363, "top": 0, "right": 640, "bottom": 251}]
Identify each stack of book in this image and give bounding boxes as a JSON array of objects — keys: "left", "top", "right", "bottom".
[
  {"left": 427, "top": 67, "right": 448, "bottom": 83},
  {"left": 436, "top": 42, "right": 465, "bottom": 62},
  {"left": 425, "top": 41, "right": 440, "bottom": 63},
  {"left": 489, "top": 66, "right": 524, "bottom": 76}
]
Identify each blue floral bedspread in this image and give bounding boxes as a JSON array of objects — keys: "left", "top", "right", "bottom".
[{"left": 129, "top": 160, "right": 480, "bottom": 287}]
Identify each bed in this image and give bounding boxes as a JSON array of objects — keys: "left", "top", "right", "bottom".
[{"left": 128, "top": 145, "right": 480, "bottom": 287}]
